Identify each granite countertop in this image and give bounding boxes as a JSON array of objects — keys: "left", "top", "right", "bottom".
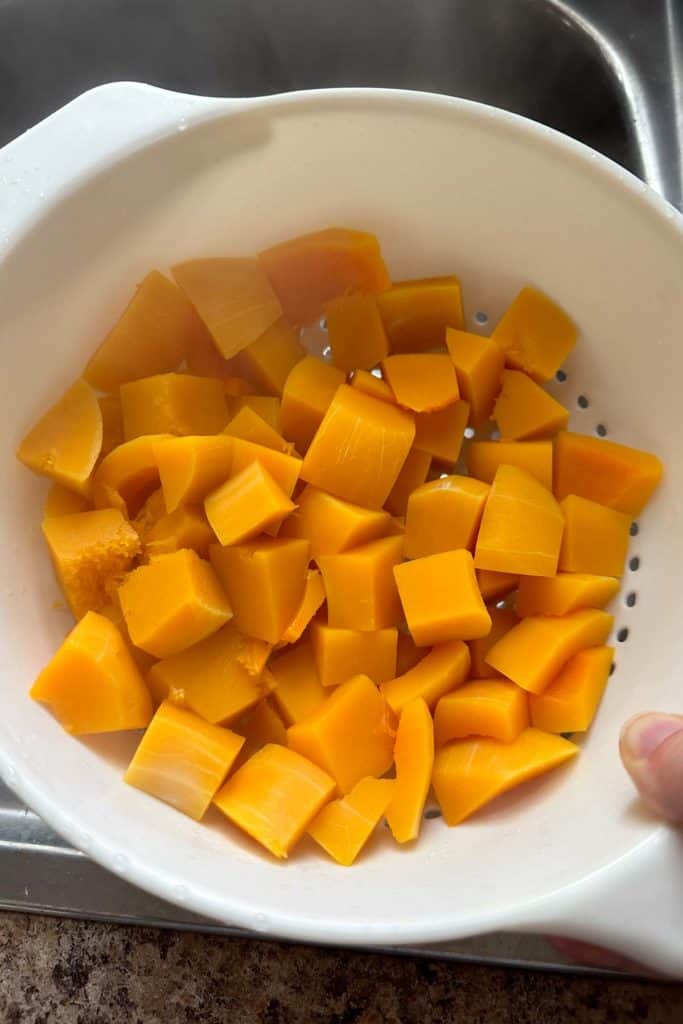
[{"left": 0, "top": 912, "right": 681, "bottom": 1023}]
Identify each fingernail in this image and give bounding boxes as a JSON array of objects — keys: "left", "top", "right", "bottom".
[
  {"left": 621, "top": 713, "right": 683, "bottom": 761},
  {"left": 620, "top": 713, "right": 683, "bottom": 822}
]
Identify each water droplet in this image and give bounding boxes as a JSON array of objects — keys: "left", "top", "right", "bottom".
[{"left": 253, "top": 912, "right": 269, "bottom": 932}]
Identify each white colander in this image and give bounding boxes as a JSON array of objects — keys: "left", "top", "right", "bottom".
[{"left": 1, "top": 85, "right": 682, "bottom": 975}]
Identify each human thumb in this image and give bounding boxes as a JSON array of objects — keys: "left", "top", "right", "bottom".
[{"left": 620, "top": 713, "right": 683, "bottom": 823}]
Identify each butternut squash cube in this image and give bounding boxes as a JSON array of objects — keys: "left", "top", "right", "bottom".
[
  {"left": 98, "top": 394, "right": 124, "bottom": 456},
  {"left": 301, "top": 385, "right": 415, "bottom": 509},
  {"left": 405, "top": 475, "right": 489, "bottom": 558},
  {"left": 413, "top": 400, "right": 469, "bottom": 467},
  {"left": 131, "top": 488, "right": 166, "bottom": 542},
  {"left": 558, "top": 495, "right": 631, "bottom": 578},
  {"left": 279, "top": 356, "right": 345, "bottom": 453},
  {"left": 382, "top": 354, "right": 460, "bottom": 413},
  {"left": 223, "top": 436, "right": 302, "bottom": 495},
  {"left": 395, "top": 631, "right": 424, "bottom": 675},
  {"left": 224, "top": 406, "right": 293, "bottom": 454},
  {"left": 386, "top": 698, "right": 434, "bottom": 843},
  {"left": 214, "top": 743, "right": 335, "bottom": 858},
  {"left": 269, "top": 640, "right": 328, "bottom": 725},
  {"left": 326, "top": 292, "right": 389, "bottom": 371},
  {"left": 99, "top": 600, "right": 156, "bottom": 675},
  {"left": 530, "top": 645, "right": 614, "bottom": 734},
  {"left": 516, "top": 573, "right": 620, "bottom": 617},
  {"left": 43, "top": 483, "right": 91, "bottom": 518},
  {"left": 118, "top": 548, "right": 233, "bottom": 658},
  {"left": 17, "top": 378, "right": 102, "bottom": 496},
  {"left": 232, "top": 699, "right": 288, "bottom": 765},
  {"left": 120, "top": 373, "right": 228, "bottom": 440},
  {"left": 485, "top": 608, "right": 614, "bottom": 694},
  {"left": 474, "top": 464, "right": 564, "bottom": 576},
  {"left": 432, "top": 728, "right": 578, "bottom": 825},
  {"left": 493, "top": 369, "right": 568, "bottom": 440},
  {"left": 351, "top": 369, "right": 396, "bottom": 403},
  {"left": 318, "top": 535, "right": 404, "bottom": 631},
  {"left": 308, "top": 776, "right": 394, "bottom": 865},
  {"left": 124, "top": 701, "right": 244, "bottom": 820},
  {"left": 230, "top": 319, "right": 305, "bottom": 396},
  {"left": 42, "top": 508, "right": 141, "bottom": 618},
  {"left": 310, "top": 622, "right": 398, "bottom": 688},
  {"left": 144, "top": 505, "right": 215, "bottom": 559},
  {"left": 446, "top": 329, "right": 505, "bottom": 427},
  {"left": 279, "top": 485, "right": 390, "bottom": 559},
  {"left": 394, "top": 550, "right": 491, "bottom": 646},
  {"left": 287, "top": 674, "right": 395, "bottom": 793},
  {"left": 491, "top": 286, "right": 577, "bottom": 383},
  {"left": 476, "top": 570, "right": 519, "bottom": 604},
  {"left": 466, "top": 440, "right": 553, "bottom": 489},
  {"left": 554, "top": 431, "right": 663, "bottom": 516},
  {"left": 30, "top": 611, "right": 152, "bottom": 734},
  {"left": 210, "top": 537, "right": 309, "bottom": 644},
  {"left": 385, "top": 448, "right": 431, "bottom": 517},
  {"left": 434, "top": 679, "right": 529, "bottom": 745},
  {"left": 278, "top": 569, "right": 326, "bottom": 646},
  {"left": 378, "top": 276, "right": 464, "bottom": 353},
  {"left": 92, "top": 434, "right": 169, "bottom": 517},
  {"left": 259, "top": 227, "right": 391, "bottom": 326},
  {"left": 204, "top": 461, "right": 295, "bottom": 546},
  {"left": 184, "top": 324, "right": 238, "bottom": 379},
  {"left": 229, "top": 395, "right": 281, "bottom": 431},
  {"left": 469, "top": 605, "right": 518, "bottom": 679},
  {"left": 172, "top": 258, "right": 283, "bottom": 359},
  {"left": 381, "top": 639, "right": 470, "bottom": 713}
]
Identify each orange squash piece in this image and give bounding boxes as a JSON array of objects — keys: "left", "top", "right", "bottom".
[
  {"left": 474, "top": 464, "right": 564, "bottom": 577},
  {"left": 434, "top": 679, "right": 529, "bottom": 745},
  {"left": 269, "top": 640, "right": 328, "bottom": 725},
  {"left": 446, "top": 329, "right": 505, "bottom": 428},
  {"left": 98, "top": 394, "right": 124, "bottom": 456},
  {"left": 491, "top": 286, "right": 577, "bottom": 383},
  {"left": 147, "top": 622, "right": 271, "bottom": 724},
  {"left": 325, "top": 292, "right": 389, "bottom": 371},
  {"left": 395, "top": 550, "right": 491, "bottom": 646},
  {"left": 223, "top": 435, "right": 303, "bottom": 495},
  {"left": 43, "top": 483, "right": 91, "bottom": 518},
  {"left": 143, "top": 505, "right": 215, "bottom": 560},
  {"left": 232, "top": 699, "right": 288, "bottom": 765},
  {"left": 351, "top": 369, "right": 396, "bottom": 403},
  {"left": 222, "top": 376, "right": 253, "bottom": 397},
  {"left": 385, "top": 448, "right": 432, "bottom": 517},
  {"left": 99, "top": 600, "right": 156, "bottom": 675},
  {"left": 466, "top": 440, "right": 553, "bottom": 490},
  {"left": 554, "top": 431, "right": 663, "bottom": 516},
  {"left": 468, "top": 605, "right": 518, "bottom": 679},
  {"left": 516, "top": 573, "right": 620, "bottom": 617},
  {"left": 287, "top": 674, "right": 395, "bottom": 794},
  {"left": 279, "top": 485, "right": 390, "bottom": 559},
  {"left": 224, "top": 406, "right": 293, "bottom": 454},
  {"left": 172, "top": 258, "right": 283, "bottom": 359},
  {"left": 301, "top": 385, "right": 416, "bottom": 509},
  {"left": 278, "top": 569, "right": 326, "bottom": 646},
  {"left": 381, "top": 639, "right": 470, "bottom": 713},
  {"left": 210, "top": 538, "right": 309, "bottom": 644},
  {"left": 84, "top": 271, "right": 206, "bottom": 391},
  {"left": 485, "top": 608, "right": 614, "bottom": 694},
  {"left": 205, "top": 461, "right": 295, "bottom": 546},
  {"left": 131, "top": 488, "right": 166, "bottom": 542},
  {"left": 30, "top": 611, "right": 153, "bottom": 734},
  {"left": 405, "top": 475, "right": 489, "bottom": 558},
  {"left": 17, "top": 378, "right": 103, "bottom": 496},
  {"left": 184, "top": 323, "right": 239, "bottom": 379},
  {"left": 308, "top": 776, "right": 394, "bottom": 865},
  {"left": 279, "top": 355, "right": 345, "bottom": 453},
  {"left": 476, "top": 570, "right": 519, "bottom": 604},
  {"left": 120, "top": 373, "right": 228, "bottom": 440},
  {"left": 558, "top": 495, "right": 631, "bottom": 577},
  {"left": 124, "top": 701, "right": 244, "bottom": 820},
  {"left": 214, "top": 743, "right": 335, "bottom": 858},
  {"left": 259, "top": 227, "right": 391, "bottom": 326},
  {"left": 382, "top": 354, "right": 460, "bottom": 413},
  {"left": 395, "top": 631, "right": 424, "bottom": 675},
  {"left": 118, "top": 548, "right": 233, "bottom": 658},
  {"left": 432, "top": 728, "right": 578, "bottom": 825},
  {"left": 230, "top": 318, "right": 305, "bottom": 396},
  {"left": 530, "top": 645, "right": 614, "bottom": 733},
  {"left": 310, "top": 622, "right": 398, "bottom": 688},
  {"left": 377, "top": 276, "right": 464, "bottom": 353},
  {"left": 42, "top": 508, "right": 141, "bottom": 618},
  {"left": 493, "top": 369, "right": 568, "bottom": 440},
  {"left": 318, "top": 535, "right": 404, "bottom": 631},
  {"left": 229, "top": 395, "right": 281, "bottom": 431},
  {"left": 413, "top": 400, "right": 470, "bottom": 467},
  {"left": 92, "top": 434, "right": 169, "bottom": 517},
  {"left": 386, "top": 698, "right": 434, "bottom": 843}
]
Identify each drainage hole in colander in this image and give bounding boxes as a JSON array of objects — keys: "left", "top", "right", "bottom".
[
  {"left": 556, "top": 369, "right": 567, "bottom": 383},
  {"left": 464, "top": 426, "right": 475, "bottom": 439},
  {"left": 424, "top": 808, "right": 442, "bottom": 820},
  {"left": 319, "top": 317, "right": 327, "bottom": 330},
  {"left": 577, "top": 394, "right": 589, "bottom": 409},
  {"left": 630, "top": 522, "right": 639, "bottom": 537},
  {"left": 474, "top": 311, "right": 488, "bottom": 325},
  {"left": 596, "top": 423, "right": 607, "bottom": 437},
  {"left": 625, "top": 591, "right": 637, "bottom": 608},
  {"left": 617, "top": 627, "right": 629, "bottom": 643},
  {"left": 610, "top": 662, "right": 617, "bottom": 676},
  {"left": 629, "top": 556, "right": 640, "bottom": 572},
  {"left": 322, "top": 344, "right": 331, "bottom": 359}
]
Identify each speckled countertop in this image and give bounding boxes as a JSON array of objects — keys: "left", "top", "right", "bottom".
[{"left": 0, "top": 912, "right": 681, "bottom": 1023}]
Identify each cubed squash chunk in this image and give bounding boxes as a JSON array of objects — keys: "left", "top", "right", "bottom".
[
  {"left": 434, "top": 680, "right": 529, "bottom": 745},
  {"left": 385, "top": 448, "right": 432, "bottom": 517},
  {"left": 214, "top": 744, "right": 335, "bottom": 858},
  {"left": 318, "top": 535, "right": 404, "bottom": 631},
  {"left": 147, "top": 622, "right": 271, "bottom": 724},
  {"left": 98, "top": 394, "right": 124, "bottom": 456},
  {"left": 204, "top": 462, "right": 295, "bottom": 547},
  {"left": 325, "top": 292, "right": 389, "bottom": 371},
  {"left": 269, "top": 640, "right": 328, "bottom": 725},
  {"left": 491, "top": 286, "right": 577, "bottom": 383},
  {"left": 92, "top": 434, "right": 169, "bottom": 517},
  {"left": 232, "top": 699, "right": 288, "bottom": 765},
  {"left": 474, "top": 464, "right": 564, "bottom": 577},
  {"left": 395, "top": 631, "right": 424, "bottom": 675},
  {"left": 224, "top": 406, "right": 293, "bottom": 455},
  {"left": 308, "top": 777, "right": 394, "bottom": 866},
  {"left": 143, "top": 505, "right": 215, "bottom": 560},
  {"left": 493, "top": 369, "right": 568, "bottom": 440},
  {"left": 469, "top": 606, "right": 518, "bottom": 679},
  {"left": 120, "top": 373, "right": 228, "bottom": 440},
  {"left": 405, "top": 475, "right": 490, "bottom": 558},
  {"left": 230, "top": 319, "right": 305, "bottom": 396},
  {"left": 278, "top": 569, "right": 326, "bottom": 646},
  {"left": 351, "top": 369, "right": 396, "bottom": 403},
  {"left": 432, "top": 728, "right": 578, "bottom": 825},
  {"left": 381, "top": 639, "right": 470, "bottom": 713},
  {"left": 476, "top": 570, "right": 519, "bottom": 603},
  {"left": 485, "top": 609, "right": 614, "bottom": 694},
  {"left": 558, "top": 495, "right": 631, "bottom": 577},
  {"left": 131, "top": 488, "right": 166, "bottom": 542},
  {"left": 287, "top": 674, "right": 395, "bottom": 794},
  {"left": 301, "top": 385, "right": 415, "bottom": 509},
  {"left": 118, "top": 548, "right": 233, "bottom": 658},
  {"left": 124, "top": 701, "right": 244, "bottom": 820},
  {"left": 17, "top": 379, "right": 102, "bottom": 496},
  {"left": 279, "top": 356, "right": 345, "bottom": 453},
  {"left": 280, "top": 485, "right": 390, "bottom": 559},
  {"left": 466, "top": 440, "right": 553, "bottom": 490},
  {"left": 378, "top": 276, "right": 464, "bottom": 353},
  {"left": 413, "top": 400, "right": 469, "bottom": 466},
  {"left": 42, "top": 508, "right": 141, "bottom": 618},
  {"left": 382, "top": 354, "right": 460, "bottom": 413},
  {"left": 554, "top": 431, "right": 663, "bottom": 516},
  {"left": 310, "top": 622, "right": 397, "bottom": 688},
  {"left": 229, "top": 395, "right": 281, "bottom": 431},
  {"left": 259, "top": 227, "right": 391, "bottom": 325},
  {"left": 395, "top": 550, "right": 491, "bottom": 646},
  {"left": 43, "top": 483, "right": 91, "bottom": 519},
  {"left": 184, "top": 324, "right": 238, "bottom": 379},
  {"left": 529, "top": 646, "right": 614, "bottom": 733},
  {"left": 386, "top": 698, "right": 434, "bottom": 844},
  {"left": 446, "top": 329, "right": 505, "bottom": 427},
  {"left": 516, "top": 573, "right": 620, "bottom": 617},
  {"left": 172, "top": 258, "right": 283, "bottom": 359},
  {"left": 223, "top": 437, "right": 302, "bottom": 495},
  {"left": 210, "top": 538, "right": 309, "bottom": 644},
  {"left": 30, "top": 611, "right": 152, "bottom": 734}
]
